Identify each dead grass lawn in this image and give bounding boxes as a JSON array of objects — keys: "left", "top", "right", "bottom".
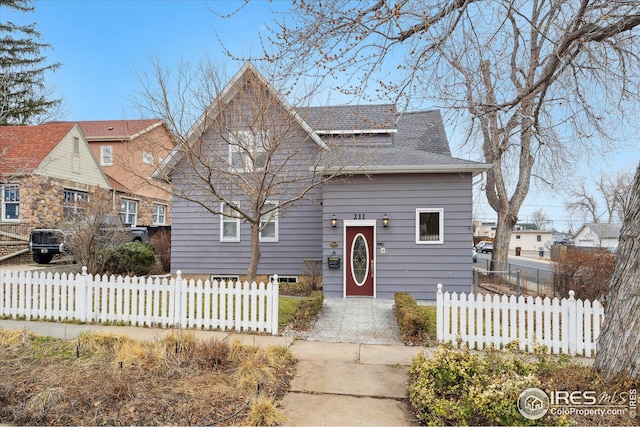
[{"left": 0, "top": 329, "right": 294, "bottom": 426}]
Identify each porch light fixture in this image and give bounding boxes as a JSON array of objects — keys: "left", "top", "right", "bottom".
[
  {"left": 331, "top": 215, "right": 337, "bottom": 228},
  {"left": 382, "top": 214, "right": 389, "bottom": 228}
]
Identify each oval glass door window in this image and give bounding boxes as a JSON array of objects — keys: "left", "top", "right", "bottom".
[{"left": 351, "top": 233, "right": 369, "bottom": 286}]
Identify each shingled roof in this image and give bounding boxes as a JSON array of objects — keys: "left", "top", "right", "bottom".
[
  {"left": 0, "top": 123, "right": 77, "bottom": 177},
  {"left": 299, "top": 104, "right": 398, "bottom": 131},
  {"left": 316, "top": 144, "right": 487, "bottom": 175},
  {"left": 50, "top": 119, "right": 162, "bottom": 141},
  {"left": 156, "top": 62, "right": 489, "bottom": 178},
  {"left": 298, "top": 105, "right": 451, "bottom": 157}
]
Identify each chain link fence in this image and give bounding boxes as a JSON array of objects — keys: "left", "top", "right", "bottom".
[{"left": 473, "top": 259, "right": 554, "bottom": 297}]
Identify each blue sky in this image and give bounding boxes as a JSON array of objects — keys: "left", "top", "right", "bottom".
[
  {"left": 6, "top": 1, "right": 639, "bottom": 231},
  {"left": 14, "top": 1, "right": 284, "bottom": 120}
]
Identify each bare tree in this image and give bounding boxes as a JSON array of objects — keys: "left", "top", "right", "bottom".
[
  {"left": 264, "top": 0, "right": 640, "bottom": 271},
  {"left": 134, "top": 60, "right": 369, "bottom": 281},
  {"left": 565, "top": 182, "right": 601, "bottom": 223},
  {"left": 531, "top": 209, "right": 550, "bottom": 230},
  {"left": 565, "top": 170, "right": 634, "bottom": 224},
  {"left": 594, "top": 162, "right": 640, "bottom": 379},
  {"left": 63, "top": 194, "right": 133, "bottom": 275}
]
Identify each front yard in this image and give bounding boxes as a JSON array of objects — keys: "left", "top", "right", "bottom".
[{"left": 0, "top": 329, "right": 294, "bottom": 426}]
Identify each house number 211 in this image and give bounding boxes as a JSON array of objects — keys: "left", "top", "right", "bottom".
[{"left": 353, "top": 213, "right": 366, "bottom": 220}]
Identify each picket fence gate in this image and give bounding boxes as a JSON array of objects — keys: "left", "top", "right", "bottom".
[
  {"left": 436, "top": 284, "right": 605, "bottom": 357},
  {"left": 0, "top": 268, "right": 279, "bottom": 335}
]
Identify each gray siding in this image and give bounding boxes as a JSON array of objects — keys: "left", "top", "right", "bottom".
[
  {"left": 322, "top": 173, "right": 474, "bottom": 300},
  {"left": 171, "top": 191, "right": 323, "bottom": 277},
  {"left": 170, "top": 120, "right": 325, "bottom": 277}
]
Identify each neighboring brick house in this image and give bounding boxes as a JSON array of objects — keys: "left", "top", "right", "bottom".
[
  {"left": 0, "top": 123, "right": 113, "bottom": 261},
  {"left": 54, "top": 120, "right": 175, "bottom": 228}
]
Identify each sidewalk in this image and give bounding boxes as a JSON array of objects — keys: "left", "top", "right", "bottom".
[{"left": 280, "top": 341, "right": 424, "bottom": 426}]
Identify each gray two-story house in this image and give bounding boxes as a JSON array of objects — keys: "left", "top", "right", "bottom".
[{"left": 158, "top": 63, "right": 489, "bottom": 300}]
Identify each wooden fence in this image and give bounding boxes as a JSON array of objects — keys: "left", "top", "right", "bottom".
[
  {"left": 0, "top": 268, "right": 279, "bottom": 335},
  {"left": 436, "top": 284, "right": 604, "bottom": 357}
]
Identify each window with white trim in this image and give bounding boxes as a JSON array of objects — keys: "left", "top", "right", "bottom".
[
  {"left": 260, "top": 201, "right": 278, "bottom": 242},
  {"left": 210, "top": 275, "right": 240, "bottom": 283},
  {"left": 228, "top": 130, "right": 268, "bottom": 172},
  {"left": 120, "top": 198, "right": 138, "bottom": 226},
  {"left": 153, "top": 204, "right": 167, "bottom": 225},
  {"left": 1, "top": 184, "right": 19, "bottom": 221},
  {"left": 101, "top": 145, "right": 113, "bottom": 166},
  {"left": 143, "top": 152, "right": 154, "bottom": 165},
  {"left": 269, "top": 275, "right": 298, "bottom": 284},
  {"left": 63, "top": 189, "right": 88, "bottom": 220},
  {"left": 416, "top": 208, "right": 444, "bottom": 244},
  {"left": 220, "top": 202, "right": 240, "bottom": 242}
]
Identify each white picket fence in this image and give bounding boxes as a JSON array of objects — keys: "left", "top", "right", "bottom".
[
  {"left": 0, "top": 267, "right": 279, "bottom": 335},
  {"left": 436, "top": 284, "right": 605, "bottom": 357}
]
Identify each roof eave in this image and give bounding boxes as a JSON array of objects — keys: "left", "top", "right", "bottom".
[{"left": 315, "top": 163, "right": 492, "bottom": 176}]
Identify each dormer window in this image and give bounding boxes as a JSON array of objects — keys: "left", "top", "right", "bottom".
[{"left": 228, "top": 130, "right": 268, "bottom": 172}]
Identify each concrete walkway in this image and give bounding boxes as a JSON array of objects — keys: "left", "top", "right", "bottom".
[
  {"left": 281, "top": 341, "right": 424, "bottom": 426},
  {"left": 306, "top": 298, "right": 404, "bottom": 345}
]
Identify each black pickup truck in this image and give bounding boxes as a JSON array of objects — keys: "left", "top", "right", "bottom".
[{"left": 29, "top": 217, "right": 149, "bottom": 264}]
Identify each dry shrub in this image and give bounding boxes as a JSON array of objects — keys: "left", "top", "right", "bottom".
[
  {"left": 195, "top": 337, "right": 232, "bottom": 370},
  {"left": 149, "top": 229, "right": 171, "bottom": 273},
  {"left": 538, "top": 365, "right": 640, "bottom": 426},
  {"left": 279, "top": 281, "right": 312, "bottom": 296},
  {"left": 553, "top": 249, "right": 614, "bottom": 301}
]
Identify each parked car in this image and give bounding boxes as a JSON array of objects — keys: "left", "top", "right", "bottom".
[
  {"left": 479, "top": 242, "right": 494, "bottom": 253},
  {"left": 472, "top": 248, "right": 478, "bottom": 263},
  {"left": 29, "top": 215, "right": 149, "bottom": 264},
  {"left": 475, "top": 240, "right": 491, "bottom": 251}
]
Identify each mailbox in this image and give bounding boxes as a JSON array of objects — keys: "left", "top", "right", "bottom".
[{"left": 327, "top": 253, "right": 341, "bottom": 269}]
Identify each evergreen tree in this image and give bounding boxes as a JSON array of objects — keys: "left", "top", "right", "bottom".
[{"left": 0, "top": 0, "right": 61, "bottom": 125}]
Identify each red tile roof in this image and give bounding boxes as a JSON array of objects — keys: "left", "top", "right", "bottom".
[
  {"left": 51, "top": 119, "right": 161, "bottom": 141},
  {"left": 105, "top": 174, "right": 131, "bottom": 193},
  {"left": 0, "top": 123, "right": 76, "bottom": 177}
]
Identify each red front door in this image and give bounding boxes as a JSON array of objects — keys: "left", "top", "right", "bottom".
[{"left": 345, "top": 226, "right": 374, "bottom": 296}]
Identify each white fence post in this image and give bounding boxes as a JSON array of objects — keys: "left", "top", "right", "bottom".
[
  {"left": 567, "top": 290, "right": 577, "bottom": 356},
  {"left": 0, "top": 268, "right": 4, "bottom": 317},
  {"left": 436, "top": 284, "right": 443, "bottom": 342},
  {"left": 75, "top": 267, "right": 88, "bottom": 322},
  {"left": 270, "top": 275, "right": 279, "bottom": 335}
]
